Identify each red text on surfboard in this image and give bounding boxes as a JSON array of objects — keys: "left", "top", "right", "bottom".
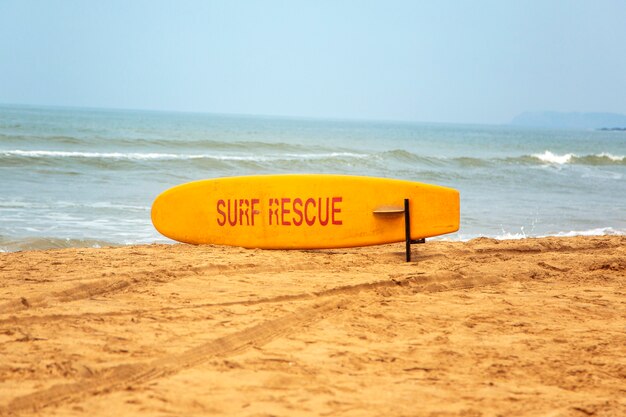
[{"left": 216, "top": 197, "right": 343, "bottom": 227}]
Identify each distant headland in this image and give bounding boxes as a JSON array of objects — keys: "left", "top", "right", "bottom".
[{"left": 510, "top": 111, "right": 626, "bottom": 130}]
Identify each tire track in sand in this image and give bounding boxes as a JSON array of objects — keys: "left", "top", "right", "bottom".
[
  {"left": 1, "top": 271, "right": 495, "bottom": 413},
  {"left": 0, "top": 297, "right": 347, "bottom": 416}
]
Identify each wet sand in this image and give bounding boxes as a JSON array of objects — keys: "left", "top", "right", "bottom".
[{"left": 0, "top": 236, "right": 625, "bottom": 416}]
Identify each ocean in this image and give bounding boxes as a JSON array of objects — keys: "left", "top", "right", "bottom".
[{"left": 1, "top": 104, "right": 625, "bottom": 252}]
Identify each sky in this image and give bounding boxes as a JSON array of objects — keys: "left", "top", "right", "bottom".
[{"left": 1, "top": 0, "right": 625, "bottom": 124}]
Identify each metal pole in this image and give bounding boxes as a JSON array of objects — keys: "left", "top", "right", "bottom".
[{"left": 404, "top": 198, "right": 411, "bottom": 262}]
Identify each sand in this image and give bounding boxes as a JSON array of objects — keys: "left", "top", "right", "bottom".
[{"left": 0, "top": 236, "right": 624, "bottom": 416}]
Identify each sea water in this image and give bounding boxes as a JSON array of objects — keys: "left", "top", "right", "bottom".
[{"left": 1, "top": 104, "right": 624, "bottom": 251}]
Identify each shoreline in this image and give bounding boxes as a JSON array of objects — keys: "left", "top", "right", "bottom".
[
  {"left": 1, "top": 235, "right": 624, "bottom": 416},
  {"left": 2, "top": 228, "right": 625, "bottom": 253}
]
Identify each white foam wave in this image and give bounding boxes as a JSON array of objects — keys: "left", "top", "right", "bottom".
[
  {"left": 532, "top": 151, "right": 575, "bottom": 164},
  {"left": 549, "top": 227, "right": 625, "bottom": 238},
  {"left": 450, "top": 227, "right": 625, "bottom": 242},
  {"left": 2, "top": 149, "right": 180, "bottom": 160},
  {"left": 207, "top": 152, "right": 368, "bottom": 162},
  {"left": 531, "top": 150, "right": 625, "bottom": 165},
  {"left": 0, "top": 149, "right": 368, "bottom": 162}
]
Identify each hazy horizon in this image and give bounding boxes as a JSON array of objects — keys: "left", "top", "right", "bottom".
[{"left": 2, "top": 1, "right": 625, "bottom": 125}]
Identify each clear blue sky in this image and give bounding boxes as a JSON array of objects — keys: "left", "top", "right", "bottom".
[{"left": 1, "top": 0, "right": 625, "bottom": 124}]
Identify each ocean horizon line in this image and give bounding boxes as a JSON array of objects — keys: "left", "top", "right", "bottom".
[{"left": 0, "top": 101, "right": 510, "bottom": 128}]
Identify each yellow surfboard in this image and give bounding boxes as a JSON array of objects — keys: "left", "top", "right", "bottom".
[{"left": 151, "top": 174, "right": 459, "bottom": 249}]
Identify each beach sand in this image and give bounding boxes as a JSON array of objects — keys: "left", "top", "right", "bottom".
[{"left": 0, "top": 236, "right": 624, "bottom": 416}]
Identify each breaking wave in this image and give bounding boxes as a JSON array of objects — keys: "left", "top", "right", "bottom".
[
  {"left": 4, "top": 148, "right": 623, "bottom": 168},
  {"left": 528, "top": 151, "right": 625, "bottom": 165},
  {"left": 0, "top": 149, "right": 368, "bottom": 162}
]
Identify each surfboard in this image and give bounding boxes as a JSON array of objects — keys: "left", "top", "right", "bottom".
[{"left": 151, "top": 174, "right": 459, "bottom": 249}]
